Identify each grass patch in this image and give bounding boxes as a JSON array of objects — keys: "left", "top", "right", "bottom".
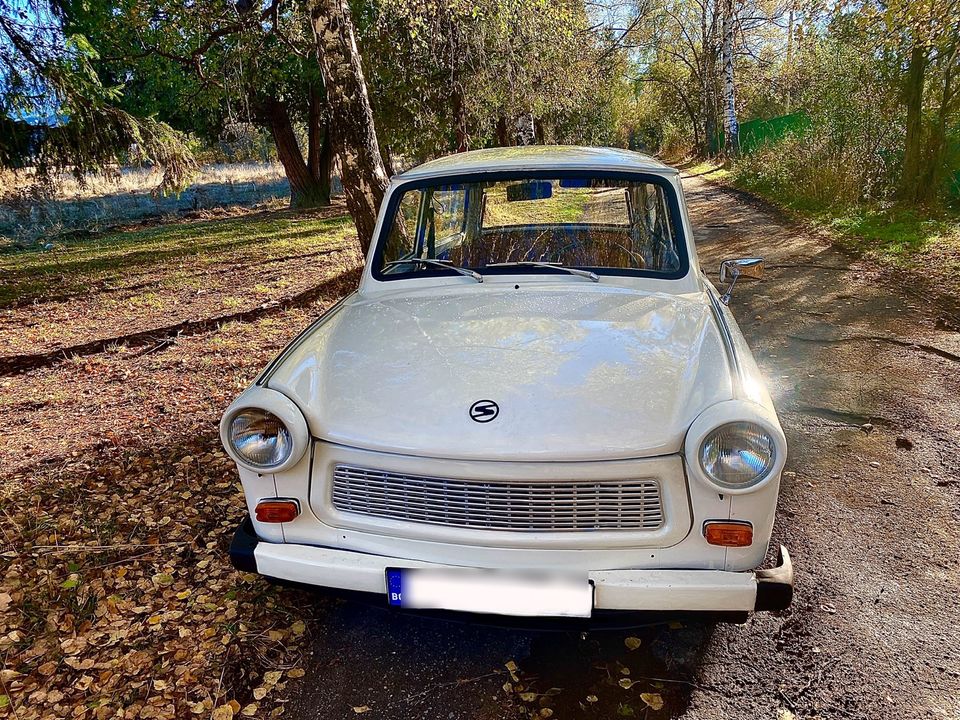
[
  {"left": 717, "top": 165, "right": 960, "bottom": 295},
  {"left": 0, "top": 207, "right": 353, "bottom": 307}
]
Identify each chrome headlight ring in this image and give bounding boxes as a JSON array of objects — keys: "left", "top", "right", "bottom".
[
  {"left": 685, "top": 401, "right": 786, "bottom": 495},
  {"left": 220, "top": 387, "right": 309, "bottom": 473}
]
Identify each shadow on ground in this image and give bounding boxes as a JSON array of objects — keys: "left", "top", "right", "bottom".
[{"left": 287, "top": 597, "right": 716, "bottom": 719}]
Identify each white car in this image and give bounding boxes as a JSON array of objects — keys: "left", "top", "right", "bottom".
[{"left": 221, "top": 146, "right": 793, "bottom": 622}]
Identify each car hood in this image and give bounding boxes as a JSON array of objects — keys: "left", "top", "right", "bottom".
[{"left": 267, "top": 285, "right": 733, "bottom": 462}]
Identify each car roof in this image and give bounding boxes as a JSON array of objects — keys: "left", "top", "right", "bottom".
[{"left": 395, "top": 145, "right": 677, "bottom": 182}]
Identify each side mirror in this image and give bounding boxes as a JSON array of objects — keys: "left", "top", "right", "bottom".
[{"left": 719, "top": 257, "right": 764, "bottom": 304}]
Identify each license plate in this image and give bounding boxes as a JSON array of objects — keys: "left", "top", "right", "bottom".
[{"left": 385, "top": 568, "right": 592, "bottom": 618}]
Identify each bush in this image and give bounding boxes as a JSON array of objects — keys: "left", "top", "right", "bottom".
[{"left": 732, "top": 39, "right": 902, "bottom": 210}]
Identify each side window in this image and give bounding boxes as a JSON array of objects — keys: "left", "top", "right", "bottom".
[
  {"left": 629, "top": 183, "right": 680, "bottom": 271},
  {"left": 383, "top": 190, "right": 421, "bottom": 264}
]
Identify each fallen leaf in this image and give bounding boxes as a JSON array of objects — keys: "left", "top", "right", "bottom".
[
  {"left": 288, "top": 668, "right": 305, "bottom": 679},
  {"left": 211, "top": 706, "right": 234, "bottom": 720},
  {"left": 586, "top": 695, "right": 598, "bottom": 703},
  {"left": 624, "top": 636, "right": 642, "bottom": 651},
  {"left": 241, "top": 704, "right": 258, "bottom": 716},
  {"left": 228, "top": 699, "right": 241, "bottom": 714},
  {"left": 640, "top": 693, "right": 664, "bottom": 710},
  {"left": 263, "top": 670, "right": 283, "bottom": 686},
  {"left": 352, "top": 706, "right": 371, "bottom": 714},
  {"left": 778, "top": 711, "right": 796, "bottom": 720},
  {"left": 540, "top": 710, "right": 553, "bottom": 718},
  {"left": 619, "top": 678, "right": 635, "bottom": 689},
  {"left": 253, "top": 687, "right": 269, "bottom": 700},
  {"left": 291, "top": 620, "right": 306, "bottom": 635},
  {"left": 519, "top": 692, "right": 537, "bottom": 702}
]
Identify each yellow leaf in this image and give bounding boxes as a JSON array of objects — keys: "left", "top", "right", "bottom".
[
  {"left": 640, "top": 693, "right": 664, "bottom": 710},
  {"left": 505, "top": 660, "right": 518, "bottom": 672},
  {"left": 624, "top": 636, "right": 642, "bottom": 651},
  {"left": 263, "top": 670, "right": 282, "bottom": 686},
  {"left": 352, "top": 706, "right": 371, "bottom": 714},
  {"left": 253, "top": 687, "right": 268, "bottom": 700},
  {"left": 778, "top": 711, "right": 796, "bottom": 720},
  {"left": 228, "top": 699, "right": 241, "bottom": 714},
  {"left": 540, "top": 710, "right": 553, "bottom": 718},
  {"left": 619, "top": 678, "right": 635, "bottom": 689},
  {"left": 519, "top": 692, "right": 537, "bottom": 702},
  {"left": 190, "top": 702, "right": 206, "bottom": 714},
  {"left": 288, "top": 668, "right": 305, "bottom": 679},
  {"left": 291, "top": 620, "right": 306, "bottom": 635},
  {"left": 241, "top": 704, "right": 258, "bottom": 717},
  {"left": 211, "top": 706, "right": 233, "bottom": 720},
  {"left": 586, "top": 695, "right": 598, "bottom": 703}
]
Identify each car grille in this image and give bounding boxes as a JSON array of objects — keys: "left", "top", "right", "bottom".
[{"left": 331, "top": 464, "right": 664, "bottom": 532}]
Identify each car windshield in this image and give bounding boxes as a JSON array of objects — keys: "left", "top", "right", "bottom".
[{"left": 374, "top": 176, "right": 685, "bottom": 279}]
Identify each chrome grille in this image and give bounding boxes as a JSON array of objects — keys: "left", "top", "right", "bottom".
[{"left": 331, "top": 464, "right": 663, "bottom": 532}]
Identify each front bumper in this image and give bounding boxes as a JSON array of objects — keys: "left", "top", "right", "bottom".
[{"left": 229, "top": 517, "right": 793, "bottom": 614}]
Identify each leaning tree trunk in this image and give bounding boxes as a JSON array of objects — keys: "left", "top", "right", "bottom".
[
  {"left": 264, "top": 98, "right": 331, "bottom": 209},
  {"left": 720, "top": 0, "right": 740, "bottom": 158},
  {"left": 898, "top": 43, "right": 928, "bottom": 203},
  {"left": 310, "top": 0, "right": 390, "bottom": 254}
]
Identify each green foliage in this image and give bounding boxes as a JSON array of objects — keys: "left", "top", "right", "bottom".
[
  {"left": 0, "top": 1, "right": 196, "bottom": 190},
  {"left": 357, "top": 0, "right": 629, "bottom": 160}
]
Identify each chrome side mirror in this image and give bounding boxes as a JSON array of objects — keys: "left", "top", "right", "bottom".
[{"left": 719, "top": 257, "right": 764, "bottom": 304}]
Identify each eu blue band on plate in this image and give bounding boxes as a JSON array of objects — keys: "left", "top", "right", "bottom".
[{"left": 386, "top": 569, "right": 403, "bottom": 606}]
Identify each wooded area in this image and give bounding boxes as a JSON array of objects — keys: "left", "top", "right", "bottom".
[{"left": 2, "top": 0, "right": 958, "bottom": 250}]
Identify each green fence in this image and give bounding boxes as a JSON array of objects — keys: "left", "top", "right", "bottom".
[{"left": 737, "top": 112, "right": 810, "bottom": 154}]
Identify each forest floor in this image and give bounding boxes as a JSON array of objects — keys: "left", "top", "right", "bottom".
[{"left": 1, "top": 175, "right": 959, "bottom": 719}]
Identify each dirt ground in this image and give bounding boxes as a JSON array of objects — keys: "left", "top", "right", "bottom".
[
  {"left": 280, "top": 176, "right": 960, "bottom": 720},
  {"left": 2, "top": 175, "right": 958, "bottom": 719}
]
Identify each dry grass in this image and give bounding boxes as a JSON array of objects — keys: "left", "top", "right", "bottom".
[
  {"left": 0, "top": 163, "right": 287, "bottom": 202},
  {"left": 0, "top": 163, "right": 291, "bottom": 247}
]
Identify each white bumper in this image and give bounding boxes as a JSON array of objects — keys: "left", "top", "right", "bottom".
[{"left": 252, "top": 537, "right": 761, "bottom": 613}]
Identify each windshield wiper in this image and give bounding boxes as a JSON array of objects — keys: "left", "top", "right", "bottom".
[
  {"left": 486, "top": 261, "right": 599, "bottom": 282},
  {"left": 382, "top": 258, "right": 483, "bottom": 283}
]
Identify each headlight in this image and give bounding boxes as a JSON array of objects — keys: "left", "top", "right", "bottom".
[
  {"left": 228, "top": 409, "right": 293, "bottom": 469},
  {"left": 699, "top": 421, "right": 776, "bottom": 489}
]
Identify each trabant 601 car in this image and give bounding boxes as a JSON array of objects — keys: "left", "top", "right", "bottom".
[{"left": 222, "top": 146, "right": 793, "bottom": 621}]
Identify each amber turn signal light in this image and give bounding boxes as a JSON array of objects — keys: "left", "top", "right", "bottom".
[
  {"left": 703, "top": 521, "right": 753, "bottom": 547},
  {"left": 255, "top": 499, "right": 300, "bottom": 523}
]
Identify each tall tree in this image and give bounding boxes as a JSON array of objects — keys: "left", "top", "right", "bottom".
[
  {"left": 65, "top": 0, "right": 336, "bottom": 207},
  {"left": 310, "top": 0, "right": 389, "bottom": 251},
  {"left": 720, "top": 0, "right": 740, "bottom": 156},
  {"left": 0, "top": 0, "right": 194, "bottom": 191}
]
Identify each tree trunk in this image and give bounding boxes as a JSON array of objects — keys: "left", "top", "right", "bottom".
[
  {"left": 721, "top": 0, "right": 739, "bottom": 158},
  {"left": 264, "top": 97, "right": 330, "bottom": 209},
  {"left": 310, "top": 0, "right": 390, "bottom": 254},
  {"left": 898, "top": 43, "right": 927, "bottom": 203},
  {"left": 919, "top": 39, "right": 958, "bottom": 203},
  {"left": 452, "top": 84, "right": 468, "bottom": 152},
  {"left": 495, "top": 116, "right": 510, "bottom": 147}
]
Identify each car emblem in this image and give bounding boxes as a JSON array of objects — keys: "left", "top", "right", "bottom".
[{"left": 469, "top": 400, "right": 499, "bottom": 423}]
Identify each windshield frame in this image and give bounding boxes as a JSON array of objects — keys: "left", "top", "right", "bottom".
[{"left": 369, "top": 169, "right": 691, "bottom": 283}]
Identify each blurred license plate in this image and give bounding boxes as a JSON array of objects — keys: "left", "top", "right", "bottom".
[{"left": 385, "top": 568, "right": 592, "bottom": 617}]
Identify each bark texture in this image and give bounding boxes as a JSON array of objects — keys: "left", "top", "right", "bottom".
[
  {"left": 898, "top": 43, "right": 927, "bottom": 203},
  {"left": 310, "top": 0, "right": 390, "bottom": 254}
]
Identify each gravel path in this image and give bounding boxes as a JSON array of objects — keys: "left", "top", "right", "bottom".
[{"left": 285, "top": 176, "right": 960, "bottom": 720}]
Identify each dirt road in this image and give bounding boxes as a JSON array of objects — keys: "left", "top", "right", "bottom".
[{"left": 285, "top": 175, "right": 960, "bottom": 720}]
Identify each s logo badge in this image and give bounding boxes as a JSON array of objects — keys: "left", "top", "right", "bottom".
[{"left": 469, "top": 400, "right": 499, "bottom": 423}]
